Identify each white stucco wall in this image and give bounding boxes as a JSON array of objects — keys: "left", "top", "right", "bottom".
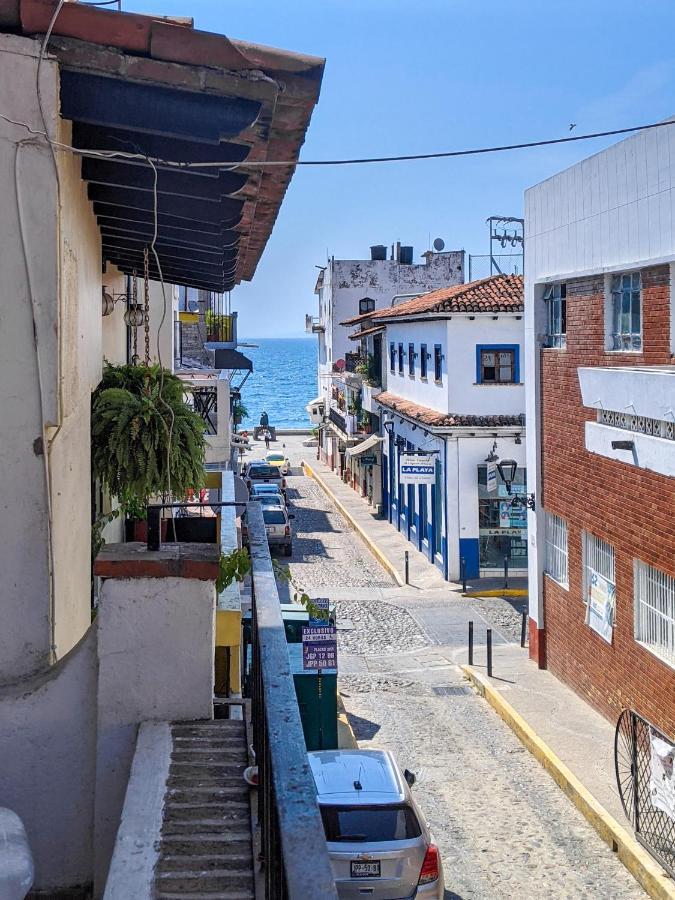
[
  {"left": 384, "top": 315, "right": 525, "bottom": 416},
  {"left": 94, "top": 575, "right": 215, "bottom": 892},
  {"left": 0, "top": 627, "right": 97, "bottom": 891},
  {"left": 524, "top": 122, "right": 675, "bottom": 630}
]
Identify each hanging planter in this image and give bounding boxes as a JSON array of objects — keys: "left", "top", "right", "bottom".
[{"left": 92, "top": 363, "right": 207, "bottom": 537}]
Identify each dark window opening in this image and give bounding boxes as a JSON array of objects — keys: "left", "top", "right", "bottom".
[
  {"left": 434, "top": 344, "right": 443, "bottom": 382},
  {"left": 408, "top": 343, "right": 415, "bottom": 376},
  {"left": 480, "top": 349, "right": 515, "bottom": 384},
  {"left": 398, "top": 343, "right": 404, "bottom": 375},
  {"left": 420, "top": 343, "right": 428, "bottom": 378}
]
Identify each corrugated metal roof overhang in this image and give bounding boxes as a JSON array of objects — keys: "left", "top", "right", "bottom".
[{"left": 6, "top": 0, "right": 324, "bottom": 291}]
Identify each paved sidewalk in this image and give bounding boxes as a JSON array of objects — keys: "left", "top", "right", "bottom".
[
  {"left": 460, "top": 643, "right": 675, "bottom": 899},
  {"left": 302, "top": 457, "right": 454, "bottom": 591}
]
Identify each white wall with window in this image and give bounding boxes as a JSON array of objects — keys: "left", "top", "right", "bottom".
[
  {"left": 384, "top": 316, "right": 524, "bottom": 417},
  {"left": 544, "top": 511, "right": 568, "bottom": 587},
  {"left": 634, "top": 560, "right": 675, "bottom": 669},
  {"left": 543, "top": 282, "right": 566, "bottom": 348}
]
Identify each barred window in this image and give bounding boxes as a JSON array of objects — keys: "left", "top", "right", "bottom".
[
  {"left": 610, "top": 271, "right": 641, "bottom": 350},
  {"left": 408, "top": 343, "right": 415, "bottom": 377},
  {"left": 545, "top": 512, "right": 568, "bottom": 587},
  {"left": 634, "top": 561, "right": 675, "bottom": 669},
  {"left": 389, "top": 342, "right": 396, "bottom": 373},
  {"left": 398, "top": 343, "right": 404, "bottom": 375},
  {"left": 582, "top": 532, "right": 615, "bottom": 605},
  {"left": 543, "top": 282, "right": 566, "bottom": 348}
]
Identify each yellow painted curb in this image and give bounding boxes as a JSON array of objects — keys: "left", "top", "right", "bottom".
[
  {"left": 461, "top": 665, "right": 675, "bottom": 900},
  {"left": 463, "top": 589, "right": 528, "bottom": 598},
  {"left": 301, "top": 459, "right": 405, "bottom": 587}
]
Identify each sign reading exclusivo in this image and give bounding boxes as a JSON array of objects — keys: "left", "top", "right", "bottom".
[
  {"left": 399, "top": 453, "right": 435, "bottom": 486},
  {"left": 302, "top": 625, "right": 337, "bottom": 670}
]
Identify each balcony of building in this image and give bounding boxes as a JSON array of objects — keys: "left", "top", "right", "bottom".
[{"left": 305, "top": 314, "right": 325, "bottom": 334}]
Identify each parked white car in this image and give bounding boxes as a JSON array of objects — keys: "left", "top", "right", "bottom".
[{"left": 309, "top": 749, "right": 444, "bottom": 899}]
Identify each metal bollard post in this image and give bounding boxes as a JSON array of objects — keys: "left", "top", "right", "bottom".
[
  {"left": 404, "top": 551, "right": 409, "bottom": 585},
  {"left": 468, "top": 620, "right": 474, "bottom": 666},
  {"left": 504, "top": 555, "right": 509, "bottom": 590},
  {"left": 460, "top": 556, "right": 467, "bottom": 593},
  {"left": 487, "top": 628, "right": 493, "bottom": 677},
  {"left": 520, "top": 611, "right": 528, "bottom": 648}
]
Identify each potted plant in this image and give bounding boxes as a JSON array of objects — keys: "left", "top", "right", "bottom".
[
  {"left": 92, "top": 362, "right": 206, "bottom": 542},
  {"left": 232, "top": 398, "right": 248, "bottom": 431}
]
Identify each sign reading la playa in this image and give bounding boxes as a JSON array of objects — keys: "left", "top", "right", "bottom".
[{"left": 399, "top": 453, "right": 435, "bottom": 485}]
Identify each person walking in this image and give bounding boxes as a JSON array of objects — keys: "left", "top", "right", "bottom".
[{"left": 262, "top": 428, "right": 271, "bottom": 450}]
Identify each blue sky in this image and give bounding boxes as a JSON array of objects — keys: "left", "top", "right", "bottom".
[{"left": 125, "top": 0, "right": 675, "bottom": 337}]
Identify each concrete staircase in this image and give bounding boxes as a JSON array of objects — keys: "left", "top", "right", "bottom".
[{"left": 154, "top": 720, "right": 255, "bottom": 899}]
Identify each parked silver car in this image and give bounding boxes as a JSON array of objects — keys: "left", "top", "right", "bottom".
[
  {"left": 309, "top": 749, "right": 444, "bottom": 899},
  {"left": 262, "top": 505, "right": 294, "bottom": 556}
]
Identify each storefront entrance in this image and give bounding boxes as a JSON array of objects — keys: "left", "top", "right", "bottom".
[{"left": 477, "top": 464, "right": 528, "bottom": 574}]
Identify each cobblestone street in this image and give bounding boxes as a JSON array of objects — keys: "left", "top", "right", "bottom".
[{"left": 278, "top": 467, "right": 646, "bottom": 899}]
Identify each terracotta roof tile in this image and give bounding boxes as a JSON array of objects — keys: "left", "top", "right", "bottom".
[
  {"left": 375, "top": 391, "right": 524, "bottom": 429},
  {"left": 348, "top": 324, "right": 385, "bottom": 340},
  {"left": 372, "top": 274, "right": 523, "bottom": 320}
]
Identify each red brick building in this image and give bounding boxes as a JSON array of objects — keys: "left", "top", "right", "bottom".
[{"left": 524, "top": 129, "right": 675, "bottom": 737}]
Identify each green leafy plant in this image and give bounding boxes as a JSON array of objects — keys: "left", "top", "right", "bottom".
[
  {"left": 355, "top": 354, "right": 380, "bottom": 387},
  {"left": 347, "top": 397, "right": 361, "bottom": 416},
  {"left": 91, "top": 362, "right": 206, "bottom": 504},
  {"left": 232, "top": 399, "right": 248, "bottom": 423}
]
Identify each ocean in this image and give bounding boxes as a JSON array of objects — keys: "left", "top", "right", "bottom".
[{"left": 238, "top": 337, "right": 317, "bottom": 430}]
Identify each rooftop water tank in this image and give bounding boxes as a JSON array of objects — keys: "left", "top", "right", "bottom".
[
  {"left": 370, "top": 245, "right": 387, "bottom": 261},
  {"left": 399, "top": 246, "right": 414, "bottom": 265}
]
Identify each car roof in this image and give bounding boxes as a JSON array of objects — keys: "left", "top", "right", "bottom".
[
  {"left": 308, "top": 750, "right": 408, "bottom": 806},
  {"left": 266, "top": 452, "right": 286, "bottom": 458},
  {"left": 251, "top": 483, "right": 282, "bottom": 492}
]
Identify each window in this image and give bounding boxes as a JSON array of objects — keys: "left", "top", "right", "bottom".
[
  {"left": 543, "top": 283, "right": 566, "bottom": 348},
  {"left": 545, "top": 512, "right": 568, "bottom": 587},
  {"left": 408, "top": 343, "right": 415, "bottom": 376},
  {"left": 610, "top": 271, "right": 641, "bottom": 350},
  {"left": 389, "top": 342, "right": 396, "bottom": 373},
  {"left": 420, "top": 343, "right": 428, "bottom": 378},
  {"left": 359, "top": 297, "right": 375, "bottom": 315},
  {"left": 320, "top": 805, "right": 422, "bottom": 843},
  {"left": 582, "top": 532, "right": 615, "bottom": 605},
  {"left": 433, "top": 344, "right": 442, "bottom": 382},
  {"left": 398, "top": 343, "right": 404, "bottom": 375},
  {"left": 634, "top": 561, "right": 675, "bottom": 668},
  {"left": 477, "top": 346, "right": 518, "bottom": 384}
]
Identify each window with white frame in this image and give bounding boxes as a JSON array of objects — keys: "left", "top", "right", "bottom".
[
  {"left": 543, "top": 282, "right": 566, "bottom": 348},
  {"left": 582, "top": 531, "right": 615, "bottom": 605},
  {"left": 610, "top": 271, "right": 642, "bottom": 350},
  {"left": 634, "top": 560, "right": 675, "bottom": 668},
  {"left": 545, "top": 512, "right": 568, "bottom": 587}
]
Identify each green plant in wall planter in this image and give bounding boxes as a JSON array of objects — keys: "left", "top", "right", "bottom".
[
  {"left": 232, "top": 399, "right": 248, "bottom": 426},
  {"left": 92, "top": 363, "right": 207, "bottom": 541}
]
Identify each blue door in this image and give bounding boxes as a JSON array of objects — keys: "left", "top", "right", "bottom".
[{"left": 418, "top": 485, "right": 426, "bottom": 552}]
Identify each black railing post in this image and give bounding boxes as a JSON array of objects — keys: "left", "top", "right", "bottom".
[
  {"left": 404, "top": 551, "right": 409, "bottom": 585},
  {"left": 468, "top": 620, "right": 474, "bottom": 666},
  {"left": 487, "top": 628, "right": 493, "bottom": 677},
  {"left": 147, "top": 504, "right": 161, "bottom": 551},
  {"left": 520, "top": 611, "right": 528, "bottom": 648},
  {"left": 460, "top": 556, "right": 467, "bottom": 592},
  {"left": 504, "top": 555, "right": 509, "bottom": 590}
]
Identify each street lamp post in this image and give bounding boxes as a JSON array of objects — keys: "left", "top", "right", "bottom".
[{"left": 496, "top": 458, "right": 536, "bottom": 511}]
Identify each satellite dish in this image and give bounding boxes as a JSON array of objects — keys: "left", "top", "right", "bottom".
[
  {"left": 433, "top": 238, "right": 445, "bottom": 252},
  {"left": 187, "top": 300, "right": 199, "bottom": 312},
  {"left": 335, "top": 359, "right": 345, "bottom": 371},
  {"left": 233, "top": 476, "right": 249, "bottom": 516}
]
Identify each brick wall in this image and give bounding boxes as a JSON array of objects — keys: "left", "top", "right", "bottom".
[{"left": 541, "top": 264, "right": 675, "bottom": 736}]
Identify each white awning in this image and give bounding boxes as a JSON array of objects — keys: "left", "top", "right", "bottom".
[
  {"left": 305, "top": 396, "right": 325, "bottom": 412},
  {"left": 346, "top": 434, "right": 382, "bottom": 458}
]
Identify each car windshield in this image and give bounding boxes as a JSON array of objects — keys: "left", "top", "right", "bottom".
[
  {"left": 248, "top": 466, "right": 278, "bottom": 478},
  {"left": 252, "top": 485, "right": 280, "bottom": 494},
  {"left": 267, "top": 454, "right": 285, "bottom": 462},
  {"left": 259, "top": 496, "right": 283, "bottom": 506},
  {"left": 263, "top": 509, "right": 286, "bottom": 525},
  {"left": 319, "top": 805, "right": 421, "bottom": 843}
]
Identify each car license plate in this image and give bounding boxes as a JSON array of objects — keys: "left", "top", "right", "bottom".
[{"left": 350, "top": 861, "right": 380, "bottom": 878}]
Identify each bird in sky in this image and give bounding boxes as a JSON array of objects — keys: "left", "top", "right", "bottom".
[{"left": 569, "top": 123, "right": 577, "bottom": 131}]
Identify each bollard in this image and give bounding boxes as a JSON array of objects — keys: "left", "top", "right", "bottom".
[
  {"left": 404, "top": 551, "right": 409, "bottom": 585},
  {"left": 468, "top": 620, "right": 474, "bottom": 666},
  {"left": 520, "top": 611, "right": 528, "bottom": 648},
  {"left": 504, "top": 555, "right": 509, "bottom": 590},
  {"left": 460, "top": 556, "right": 467, "bottom": 593},
  {"left": 487, "top": 628, "right": 493, "bottom": 677}
]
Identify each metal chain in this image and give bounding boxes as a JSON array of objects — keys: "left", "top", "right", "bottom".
[
  {"left": 131, "top": 269, "right": 138, "bottom": 364},
  {"left": 143, "top": 246, "right": 150, "bottom": 366}
]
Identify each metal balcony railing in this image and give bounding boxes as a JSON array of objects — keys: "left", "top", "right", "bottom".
[
  {"left": 145, "top": 502, "right": 338, "bottom": 899},
  {"left": 206, "top": 294, "right": 237, "bottom": 344},
  {"left": 329, "top": 407, "right": 347, "bottom": 433}
]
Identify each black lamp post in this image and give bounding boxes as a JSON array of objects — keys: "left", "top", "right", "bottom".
[
  {"left": 382, "top": 416, "right": 395, "bottom": 523},
  {"left": 496, "top": 457, "right": 536, "bottom": 511}
]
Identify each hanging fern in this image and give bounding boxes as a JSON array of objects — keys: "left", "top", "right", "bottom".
[{"left": 92, "top": 363, "right": 206, "bottom": 505}]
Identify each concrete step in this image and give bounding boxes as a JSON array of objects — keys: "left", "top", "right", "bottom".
[
  {"left": 172, "top": 722, "right": 245, "bottom": 738},
  {"left": 166, "top": 786, "right": 250, "bottom": 803},
  {"left": 160, "top": 836, "right": 253, "bottom": 854},
  {"left": 156, "top": 870, "right": 255, "bottom": 893},
  {"left": 161, "top": 821, "right": 251, "bottom": 837},
  {"left": 157, "top": 853, "right": 253, "bottom": 873},
  {"left": 169, "top": 763, "right": 247, "bottom": 779},
  {"left": 156, "top": 893, "right": 254, "bottom": 899},
  {"left": 163, "top": 804, "right": 250, "bottom": 823},
  {"left": 171, "top": 749, "right": 247, "bottom": 764}
]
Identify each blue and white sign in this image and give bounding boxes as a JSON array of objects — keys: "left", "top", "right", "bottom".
[
  {"left": 302, "top": 625, "right": 337, "bottom": 670},
  {"left": 486, "top": 462, "right": 497, "bottom": 493},
  {"left": 399, "top": 453, "right": 435, "bottom": 486},
  {"left": 308, "top": 597, "right": 331, "bottom": 626}
]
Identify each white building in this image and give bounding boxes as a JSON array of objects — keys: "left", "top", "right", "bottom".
[
  {"left": 307, "top": 243, "right": 465, "bottom": 472},
  {"left": 348, "top": 275, "right": 526, "bottom": 581}
]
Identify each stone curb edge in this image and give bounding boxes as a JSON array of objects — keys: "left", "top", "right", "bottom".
[
  {"left": 461, "top": 664, "right": 675, "bottom": 900},
  {"left": 463, "top": 589, "right": 528, "bottom": 598},
  {"left": 301, "top": 459, "right": 405, "bottom": 587}
]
